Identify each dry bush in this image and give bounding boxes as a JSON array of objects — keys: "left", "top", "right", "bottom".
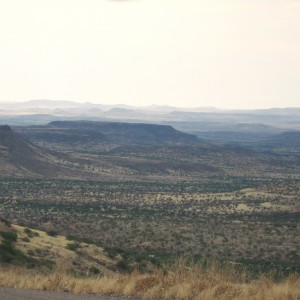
[{"left": 0, "top": 260, "right": 299, "bottom": 300}]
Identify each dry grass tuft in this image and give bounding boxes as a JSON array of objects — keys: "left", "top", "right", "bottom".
[{"left": 0, "top": 260, "right": 299, "bottom": 300}]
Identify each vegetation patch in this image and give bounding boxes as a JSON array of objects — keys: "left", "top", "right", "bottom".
[{"left": 66, "top": 242, "right": 80, "bottom": 251}]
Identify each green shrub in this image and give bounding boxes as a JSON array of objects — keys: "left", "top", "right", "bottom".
[
  {"left": 24, "top": 228, "right": 39, "bottom": 238},
  {"left": 27, "top": 249, "right": 35, "bottom": 256},
  {"left": 116, "top": 259, "right": 131, "bottom": 272},
  {"left": 46, "top": 230, "right": 58, "bottom": 237},
  {"left": 66, "top": 235, "right": 76, "bottom": 241},
  {"left": 0, "top": 248, "right": 14, "bottom": 262},
  {"left": 0, "top": 240, "right": 27, "bottom": 263},
  {"left": 0, "top": 240, "right": 14, "bottom": 253},
  {"left": 0, "top": 231, "right": 17, "bottom": 242},
  {"left": 0, "top": 218, "right": 11, "bottom": 227},
  {"left": 67, "top": 242, "right": 80, "bottom": 251},
  {"left": 90, "top": 266, "right": 101, "bottom": 276},
  {"left": 24, "top": 228, "right": 32, "bottom": 235},
  {"left": 105, "top": 246, "right": 123, "bottom": 258}
]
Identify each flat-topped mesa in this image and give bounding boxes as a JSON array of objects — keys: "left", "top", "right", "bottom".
[
  {"left": 0, "top": 125, "right": 12, "bottom": 131},
  {"left": 47, "top": 121, "right": 200, "bottom": 145}
]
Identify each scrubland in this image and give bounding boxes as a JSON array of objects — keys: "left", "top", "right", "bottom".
[
  {"left": 2, "top": 191, "right": 298, "bottom": 300},
  {"left": 1, "top": 126, "right": 300, "bottom": 299},
  {"left": 1, "top": 178, "right": 299, "bottom": 274}
]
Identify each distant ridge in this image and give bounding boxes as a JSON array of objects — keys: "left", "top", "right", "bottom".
[
  {"left": 2, "top": 99, "right": 299, "bottom": 115},
  {"left": 18, "top": 120, "right": 200, "bottom": 146},
  {"left": 47, "top": 121, "right": 200, "bottom": 145}
]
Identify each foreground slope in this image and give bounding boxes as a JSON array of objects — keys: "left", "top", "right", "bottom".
[
  {"left": 0, "top": 219, "right": 119, "bottom": 274},
  {"left": 1, "top": 219, "right": 299, "bottom": 300}
]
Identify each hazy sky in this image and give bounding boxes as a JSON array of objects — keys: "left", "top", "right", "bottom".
[{"left": 0, "top": 0, "right": 299, "bottom": 109}]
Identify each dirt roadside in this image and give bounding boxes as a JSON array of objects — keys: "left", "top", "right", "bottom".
[{"left": 0, "top": 287, "right": 138, "bottom": 300}]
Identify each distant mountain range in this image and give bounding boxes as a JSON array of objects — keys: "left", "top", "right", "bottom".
[
  {"left": 0, "top": 99, "right": 219, "bottom": 114},
  {"left": 1, "top": 100, "right": 300, "bottom": 132},
  {"left": 1, "top": 99, "right": 300, "bottom": 116}
]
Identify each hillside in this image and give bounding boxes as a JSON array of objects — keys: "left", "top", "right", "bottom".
[
  {"left": 0, "top": 125, "right": 53, "bottom": 177},
  {"left": 0, "top": 219, "right": 158, "bottom": 275},
  {"left": 0, "top": 125, "right": 85, "bottom": 178},
  {"left": 0, "top": 219, "right": 299, "bottom": 300},
  {"left": 262, "top": 131, "right": 300, "bottom": 153}
]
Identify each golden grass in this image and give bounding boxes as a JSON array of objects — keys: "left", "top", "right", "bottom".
[
  {"left": 8, "top": 223, "right": 116, "bottom": 274},
  {"left": 0, "top": 259, "right": 299, "bottom": 300}
]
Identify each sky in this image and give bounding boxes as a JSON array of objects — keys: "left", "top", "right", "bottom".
[{"left": 0, "top": 0, "right": 299, "bottom": 109}]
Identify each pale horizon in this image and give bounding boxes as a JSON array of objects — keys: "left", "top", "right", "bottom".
[
  {"left": 0, "top": 0, "right": 299, "bottom": 110},
  {"left": 1, "top": 98, "right": 299, "bottom": 111}
]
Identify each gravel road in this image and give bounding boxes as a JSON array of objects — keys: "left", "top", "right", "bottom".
[{"left": 0, "top": 287, "right": 135, "bottom": 300}]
